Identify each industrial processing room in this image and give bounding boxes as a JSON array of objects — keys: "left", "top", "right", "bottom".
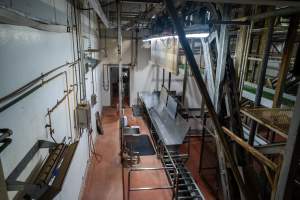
[{"left": 0, "top": 0, "right": 300, "bottom": 200}]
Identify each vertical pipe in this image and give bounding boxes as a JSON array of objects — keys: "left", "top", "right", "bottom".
[
  {"left": 181, "top": 60, "right": 188, "bottom": 104},
  {"left": 64, "top": 72, "right": 73, "bottom": 141},
  {"left": 248, "top": 17, "right": 275, "bottom": 145},
  {"left": 168, "top": 72, "right": 171, "bottom": 91},
  {"left": 135, "top": 28, "right": 138, "bottom": 66},
  {"left": 162, "top": 68, "right": 165, "bottom": 87}
]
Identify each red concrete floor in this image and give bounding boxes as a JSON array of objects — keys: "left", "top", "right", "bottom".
[
  {"left": 124, "top": 108, "right": 173, "bottom": 200},
  {"left": 82, "top": 107, "right": 217, "bottom": 200},
  {"left": 179, "top": 137, "right": 219, "bottom": 200},
  {"left": 81, "top": 107, "right": 123, "bottom": 200}
]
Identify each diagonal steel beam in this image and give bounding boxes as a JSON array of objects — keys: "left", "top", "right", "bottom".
[{"left": 163, "top": 0, "right": 252, "bottom": 199}]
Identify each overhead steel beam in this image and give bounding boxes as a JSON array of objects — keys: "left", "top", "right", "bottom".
[
  {"left": 234, "top": 7, "right": 300, "bottom": 22},
  {"left": 186, "top": 0, "right": 300, "bottom": 7},
  {"left": 163, "top": 0, "right": 252, "bottom": 199},
  {"left": 124, "top": 0, "right": 300, "bottom": 7},
  {"left": 88, "top": 0, "right": 110, "bottom": 28}
]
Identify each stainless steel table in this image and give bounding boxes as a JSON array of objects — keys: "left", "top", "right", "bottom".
[{"left": 139, "top": 92, "right": 190, "bottom": 146}]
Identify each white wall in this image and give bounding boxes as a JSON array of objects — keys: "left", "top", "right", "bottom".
[
  {"left": 0, "top": 1, "right": 102, "bottom": 199},
  {"left": 100, "top": 38, "right": 202, "bottom": 108}
]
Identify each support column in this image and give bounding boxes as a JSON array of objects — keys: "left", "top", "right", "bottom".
[
  {"left": 214, "top": 5, "right": 230, "bottom": 112},
  {"left": 162, "top": 68, "right": 165, "bottom": 87},
  {"left": 248, "top": 17, "right": 275, "bottom": 145},
  {"left": 272, "top": 15, "right": 299, "bottom": 108}
]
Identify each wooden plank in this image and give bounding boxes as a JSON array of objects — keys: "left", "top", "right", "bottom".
[{"left": 222, "top": 127, "right": 278, "bottom": 171}]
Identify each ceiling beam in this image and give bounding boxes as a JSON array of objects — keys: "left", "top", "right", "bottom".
[
  {"left": 189, "top": 0, "right": 300, "bottom": 7},
  {"left": 123, "top": 0, "right": 300, "bottom": 7}
]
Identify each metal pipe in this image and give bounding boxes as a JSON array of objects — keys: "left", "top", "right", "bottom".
[
  {"left": 135, "top": 29, "right": 138, "bottom": 66},
  {"left": 248, "top": 17, "right": 275, "bottom": 146},
  {"left": 181, "top": 61, "right": 188, "bottom": 104},
  {"left": 117, "top": 0, "right": 123, "bottom": 115},
  {"left": 0, "top": 61, "right": 78, "bottom": 104},
  {"left": 162, "top": 68, "right": 165, "bottom": 87},
  {"left": 0, "top": 72, "right": 63, "bottom": 113},
  {"left": 164, "top": 0, "right": 250, "bottom": 198}
]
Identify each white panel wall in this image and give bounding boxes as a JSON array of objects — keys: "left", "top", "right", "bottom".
[
  {"left": 100, "top": 38, "right": 202, "bottom": 108},
  {"left": 0, "top": 1, "right": 102, "bottom": 199}
]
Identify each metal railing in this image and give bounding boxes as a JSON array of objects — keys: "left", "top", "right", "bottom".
[{"left": 127, "top": 141, "right": 179, "bottom": 200}]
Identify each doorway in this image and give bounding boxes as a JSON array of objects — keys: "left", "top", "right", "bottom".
[{"left": 110, "top": 66, "right": 130, "bottom": 107}]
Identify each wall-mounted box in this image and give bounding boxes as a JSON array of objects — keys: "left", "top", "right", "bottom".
[{"left": 76, "top": 103, "right": 91, "bottom": 129}]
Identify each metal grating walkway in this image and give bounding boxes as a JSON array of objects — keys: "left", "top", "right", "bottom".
[{"left": 241, "top": 108, "right": 292, "bottom": 138}]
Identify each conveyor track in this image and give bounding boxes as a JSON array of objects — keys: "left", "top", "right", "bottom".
[{"left": 161, "top": 147, "right": 203, "bottom": 200}]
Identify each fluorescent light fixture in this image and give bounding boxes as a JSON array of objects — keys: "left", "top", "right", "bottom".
[
  {"left": 143, "top": 32, "right": 209, "bottom": 42},
  {"left": 186, "top": 33, "right": 209, "bottom": 38}
]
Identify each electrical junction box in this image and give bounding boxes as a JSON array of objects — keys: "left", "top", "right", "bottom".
[
  {"left": 91, "top": 94, "right": 97, "bottom": 106},
  {"left": 76, "top": 103, "right": 91, "bottom": 129}
]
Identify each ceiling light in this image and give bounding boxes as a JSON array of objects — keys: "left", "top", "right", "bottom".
[{"left": 143, "top": 32, "right": 209, "bottom": 42}]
